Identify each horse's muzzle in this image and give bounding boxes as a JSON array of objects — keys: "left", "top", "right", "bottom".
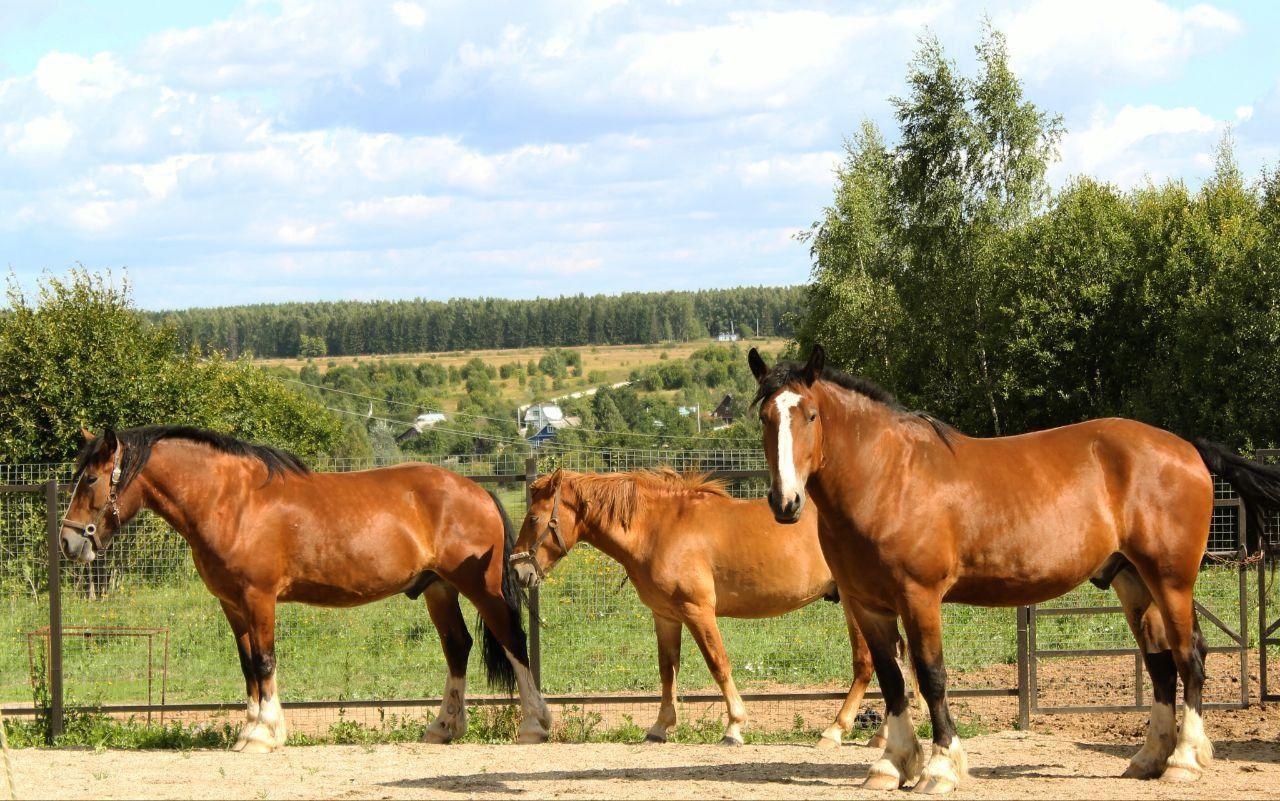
[
  {"left": 768, "top": 489, "right": 805, "bottom": 524},
  {"left": 59, "top": 528, "right": 97, "bottom": 562},
  {"left": 509, "top": 554, "right": 541, "bottom": 589}
]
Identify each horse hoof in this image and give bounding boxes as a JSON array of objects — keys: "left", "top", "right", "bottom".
[
  {"left": 643, "top": 734, "right": 667, "bottom": 744},
  {"left": 913, "top": 776, "right": 957, "bottom": 795},
  {"left": 863, "top": 772, "right": 901, "bottom": 791},
  {"left": 1161, "top": 766, "right": 1201, "bottom": 784},
  {"left": 1121, "top": 762, "right": 1162, "bottom": 780},
  {"left": 237, "top": 739, "right": 278, "bottom": 754},
  {"left": 718, "top": 736, "right": 744, "bottom": 747},
  {"left": 516, "top": 731, "right": 550, "bottom": 744},
  {"left": 815, "top": 734, "right": 841, "bottom": 749},
  {"left": 866, "top": 734, "right": 887, "bottom": 749}
]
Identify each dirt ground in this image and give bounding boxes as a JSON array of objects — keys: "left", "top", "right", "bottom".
[{"left": 9, "top": 728, "right": 1280, "bottom": 800}]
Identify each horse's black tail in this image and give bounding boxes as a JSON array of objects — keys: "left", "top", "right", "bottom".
[
  {"left": 479, "top": 489, "right": 526, "bottom": 695},
  {"left": 1194, "top": 438, "right": 1280, "bottom": 554}
]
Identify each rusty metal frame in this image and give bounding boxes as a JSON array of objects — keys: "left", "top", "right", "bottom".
[
  {"left": 1028, "top": 496, "right": 1251, "bottom": 715},
  {"left": 1257, "top": 449, "right": 1280, "bottom": 702}
]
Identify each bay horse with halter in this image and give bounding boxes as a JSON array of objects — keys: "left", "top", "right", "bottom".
[
  {"left": 749, "top": 346, "right": 1280, "bottom": 793},
  {"left": 508, "top": 467, "right": 918, "bottom": 747},
  {"left": 60, "top": 426, "right": 552, "bottom": 751}
]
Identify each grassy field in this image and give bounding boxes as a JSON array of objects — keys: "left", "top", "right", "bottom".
[{"left": 258, "top": 337, "right": 788, "bottom": 407}]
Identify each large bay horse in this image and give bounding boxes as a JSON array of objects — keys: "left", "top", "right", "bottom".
[
  {"left": 748, "top": 346, "right": 1280, "bottom": 793},
  {"left": 509, "top": 468, "right": 916, "bottom": 747},
  {"left": 60, "top": 426, "right": 551, "bottom": 751}
]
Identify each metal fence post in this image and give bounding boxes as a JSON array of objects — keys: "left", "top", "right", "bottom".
[
  {"left": 1260, "top": 551, "right": 1270, "bottom": 703},
  {"left": 524, "top": 455, "right": 542, "bottom": 690},
  {"left": 1016, "top": 605, "right": 1030, "bottom": 729},
  {"left": 1238, "top": 507, "right": 1250, "bottom": 708},
  {"left": 44, "top": 479, "right": 64, "bottom": 742}
]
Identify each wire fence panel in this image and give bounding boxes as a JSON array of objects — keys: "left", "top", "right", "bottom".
[
  {"left": 0, "top": 450, "right": 1259, "bottom": 737},
  {"left": 0, "top": 482, "right": 51, "bottom": 713},
  {"left": 1029, "top": 478, "right": 1252, "bottom": 711}
]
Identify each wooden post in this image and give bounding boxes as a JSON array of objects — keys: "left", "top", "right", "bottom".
[
  {"left": 1016, "top": 605, "right": 1030, "bottom": 730},
  {"left": 524, "top": 455, "right": 542, "bottom": 689},
  {"left": 44, "top": 479, "right": 64, "bottom": 742}
]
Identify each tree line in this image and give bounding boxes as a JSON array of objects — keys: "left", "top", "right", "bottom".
[
  {"left": 797, "top": 25, "right": 1280, "bottom": 453},
  {"left": 154, "top": 286, "right": 803, "bottom": 358}
]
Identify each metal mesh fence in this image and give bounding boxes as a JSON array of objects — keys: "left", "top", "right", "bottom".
[{"left": 0, "top": 450, "right": 1261, "bottom": 737}]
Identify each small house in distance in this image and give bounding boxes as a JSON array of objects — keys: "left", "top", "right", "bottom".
[
  {"left": 716, "top": 330, "right": 739, "bottom": 342},
  {"left": 394, "top": 412, "right": 448, "bottom": 444},
  {"left": 521, "top": 402, "right": 581, "bottom": 446}
]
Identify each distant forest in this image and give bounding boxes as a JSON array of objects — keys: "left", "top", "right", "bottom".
[{"left": 153, "top": 286, "right": 805, "bottom": 358}]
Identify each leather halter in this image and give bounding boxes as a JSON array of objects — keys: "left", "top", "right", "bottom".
[
  {"left": 61, "top": 448, "right": 123, "bottom": 552},
  {"left": 508, "top": 480, "right": 569, "bottom": 582}
]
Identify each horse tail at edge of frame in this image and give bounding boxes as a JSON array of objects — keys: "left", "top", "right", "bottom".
[
  {"left": 1194, "top": 438, "right": 1280, "bottom": 554},
  {"left": 479, "top": 489, "right": 526, "bottom": 695}
]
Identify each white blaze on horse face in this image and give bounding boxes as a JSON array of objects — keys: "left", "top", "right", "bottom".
[{"left": 774, "top": 391, "right": 805, "bottom": 502}]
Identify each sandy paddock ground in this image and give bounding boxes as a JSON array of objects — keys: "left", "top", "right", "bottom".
[{"left": 9, "top": 726, "right": 1280, "bottom": 800}]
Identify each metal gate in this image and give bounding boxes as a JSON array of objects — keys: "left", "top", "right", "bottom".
[{"left": 1027, "top": 488, "right": 1252, "bottom": 714}]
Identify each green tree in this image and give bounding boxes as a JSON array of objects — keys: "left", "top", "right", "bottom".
[{"left": 0, "top": 270, "right": 341, "bottom": 463}]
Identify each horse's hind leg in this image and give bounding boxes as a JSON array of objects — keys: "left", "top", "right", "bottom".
[
  {"left": 468, "top": 591, "right": 551, "bottom": 743},
  {"left": 681, "top": 606, "right": 748, "bottom": 745},
  {"left": 819, "top": 596, "right": 875, "bottom": 749},
  {"left": 645, "top": 614, "right": 682, "bottom": 743},
  {"left": 1111, "top": 569, "right": 1178, "bottom": 779},
  {"left": 1143, "top": 576, "right": 1213, "bottom": 782},
  {"left": 422, "top": 582, "right": 472, "bottom": 744},
  {"left": 219, "top": 601, "right": 259, "bottom": 752}
]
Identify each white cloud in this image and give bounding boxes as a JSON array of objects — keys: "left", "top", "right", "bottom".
[
  {"left": 7, "top": 112, "right": 76, "bottom": 159},
  {"left": 35, "top": 52, "right": 136, "bottom": 105},
  {"left": 0, "top": 0, "right": 1274, "bottom": 308},
  {"left": 390, "top": 2, "right": 426, "bottom": 29},
  {"left": 1051, "top": 103, "right": 1223, "bottom": 186},
  {"left": 1001, "top": 0, "right": 1240, "bottom": 83}
]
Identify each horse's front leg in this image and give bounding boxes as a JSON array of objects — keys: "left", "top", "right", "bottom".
[
  {"left": 219, "top": 601, "right": 259, "bottom": 752},
  {"left": 240, "top": 592, "right": 286, "bottom": 753},
  {"left": 901, "top": 591, "right": 966, "bottom": 795},
  {"left": 681, "top": 606, "right": 747, "bottom": 745},
  {"left": 854, "top": 607, "right": 923, "bottom": 790},
  {"left": 645, "top": 614, "right": 683, "bottom": 743}
]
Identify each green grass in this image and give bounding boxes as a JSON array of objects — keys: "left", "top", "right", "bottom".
[{"left": 0, "top": 544, "right": 1254, "bottom": 733}]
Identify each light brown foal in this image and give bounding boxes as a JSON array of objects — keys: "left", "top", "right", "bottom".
[
  {"left": 60, "top": 426, "right": 551, "bottom": 751},
  {"left": 509, "top": 468, "right": 915, "bottom": 746}
]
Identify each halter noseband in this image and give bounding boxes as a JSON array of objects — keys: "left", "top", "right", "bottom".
[
  {"left": 509, "top": 480, "right": 569, "bottom": 582},
  {"left": 61, "top": 448, "right": 123, "bottom": 552}
]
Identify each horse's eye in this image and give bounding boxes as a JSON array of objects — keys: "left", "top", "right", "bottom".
[
  {"left": 808, "top": 411, "right": 817, "bottom": 423},
  {"left": 85, "top": 476, "right": 98, "bottom": 486}
]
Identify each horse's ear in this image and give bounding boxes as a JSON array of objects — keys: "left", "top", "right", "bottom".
[
  {"left": 101, "top": 427, "right": 118, "bottom": 454},
  {"left": 748, "top": 348, "right": 768, "bottom": 382},
  {"left": 803, "top": 345, "right": 826, "bottom": 385},
  {"left": 81, "top": 427, "right": 96, "bottom": 442}
]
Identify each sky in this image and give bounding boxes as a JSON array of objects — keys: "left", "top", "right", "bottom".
[{"left": 1, "top": 0, "right": 1277, "bottom": 310}]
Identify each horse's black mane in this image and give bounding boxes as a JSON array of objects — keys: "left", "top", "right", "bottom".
[
  {"left": 74, "top": 425, "right": 310, "bottom": 488},
  {"left": 752, "top": 361, "right": 954, "bottom": 446}
]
